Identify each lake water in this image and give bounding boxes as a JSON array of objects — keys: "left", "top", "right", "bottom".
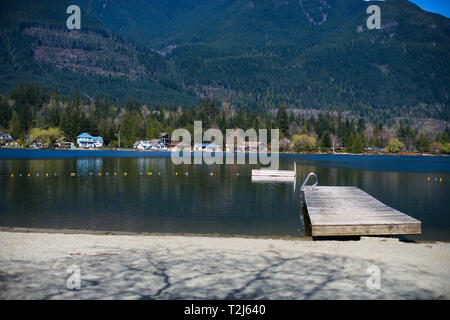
[{"left": 0, "top": 149, "right": 449, "bottom": 241}]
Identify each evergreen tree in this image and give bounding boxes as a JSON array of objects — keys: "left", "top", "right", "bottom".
[
  {"left": 351, "top": 134, "right": 364, "bottom": 153},
  {"left": 44, "top": 106, "right": 61, "bottom": 128},
  {"left": 440, "top": 126, "right": 450, "bottom": 143},
  {"left": 276, "top": 103, "right": 289, "bottom": 137},
  {"left": 346, "top": 132, "right": 354, "bottom": 150},
  {"left": 120, "top": 112, "right": 140, "bottom": 147},
  {"left": 14, "top": 102, "right": 32, "bottom": 133},
  {"left": 73, "top": 87, "right": 81, "bottom": 107},
  {"left": 60, "top": 107, "right": 81, "bottom": 140},
  {"left": 199, "top": 99, "right": 218, "bottom": 129},
  {"left": 320, "top": 131, "right": 331, "bottom": 149},
  {"left": 0, "top": 98, "right": 12, "bottom": 129},
  {"left": 357, "top": 118, "right": 366, "bottom": 132},
  {"left": 9, "top": 111, "right": 22, "bottom": 140},
  {"left": 416, "top": 132, "right": 429, "bottom": 152}
]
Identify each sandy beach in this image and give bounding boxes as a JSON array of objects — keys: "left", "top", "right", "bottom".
[{"left": 0, "top": 230, "right": 449, "bottom": 299}]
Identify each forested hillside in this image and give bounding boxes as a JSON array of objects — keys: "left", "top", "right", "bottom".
[
  {"left": 1, "top": 83, "right": 449, "bottom": 154},
  {"left": 71, "top": 0, "right": 450, "bottom": 120},
  {"left": 0, "top": 0, "right": 449, "bottom": 122},
  {"left": 0, "top": 0, "right": 199, "bottom": 105}
]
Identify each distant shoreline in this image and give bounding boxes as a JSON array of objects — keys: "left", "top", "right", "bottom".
[{"left": 1, "top": 147, "right": 448, "bottom": 158}]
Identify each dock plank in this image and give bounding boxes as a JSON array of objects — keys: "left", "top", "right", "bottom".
[{"left": 303, "top": 186, "right": 421, "bottom": 236}]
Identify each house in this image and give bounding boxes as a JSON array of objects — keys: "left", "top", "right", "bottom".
[
  {"left": 77, "top": 133, "right": 103, "bottom": 148},
  {"left": 93, "top": 137, "right": 103, "bottom": 148},
  {"left": 56, "top": 137, "right": 76, "bottom": 149},
  {"left": 229, "top": 141, "right": 267, "bottom": 152},
  {"left": 160, "top": 133, "right": 170, "bottom": 146},
  {"left": 205, "top": 143, "right": 221, "bottom": 152},
  {"left": 56, "top": 142, "right": 76, "bottom": 149},
  {"left": 0, "top": 133, "right": 13, "bottom": 146},
  {"left": 247, "top": 141, "right": 267, "bottom": 152},
  {"left": 193, "top": 143, "right": 221, "bottom": 152},
  {"left": 134, "top": 140, "right": 153, "bottom": 150},
  {"left": 139, "top": 139, "right": 167, "bottom": 150},
  {"left": 193, "top": 143, "right": 207, "bottom": 151},
  {"left": 150, "top": 139, "right": 165, "bottom": 150},
  {"left": 364, "top": 146, "right": 382, "bottom": 154},
  {"left": 150, "top": 144, "right": 167, "bottom": 151},
  {"left": 30, "top": 139, "right": 47, "bottom": 149},
  {"left": 168, "top": 142, "right": 191, "bottom": 152}
]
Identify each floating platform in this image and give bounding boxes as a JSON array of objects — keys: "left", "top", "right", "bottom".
[
  {"left": 252, "top": 162, "right": 296, "bottom": 178},
  {"left": 251, "top": 176, "right": 295, "bottom": 183},
  {"left": 303, "top": 186, "right": 422, "bottom": 237}
]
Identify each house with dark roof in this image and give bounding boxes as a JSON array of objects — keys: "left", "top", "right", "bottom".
[
  {"left": 0, "top": 133, "right": 13, "bottom": 146},
  {"left": 160, "top": 133, "right": 170, "bottom": 146}
]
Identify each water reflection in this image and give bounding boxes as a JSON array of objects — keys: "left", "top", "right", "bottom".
[
  {"left": 251, "top": 176, "right": 296, "bottom": 193},
  {"left": 0, "top": 154, "right": 449, "bottom": 240}
]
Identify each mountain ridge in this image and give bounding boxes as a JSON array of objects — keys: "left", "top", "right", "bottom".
[{"left": 0, "top": 0, "right": 449, "bottom": 121}]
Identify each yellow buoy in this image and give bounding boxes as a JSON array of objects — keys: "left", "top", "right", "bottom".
[
  {"left": 427, "top": 177, "right": 430, "bottom": 181},
  {"left": 98, "top": 172, "right": 102, "bottom": 176},
  {"left": 176, "top": 172, "right": 178, "bottom": 176},
  {"left": 45, "top": 173, "right": 49, "bottom": 177},
  {"left": 10, "top": 173, "right": 13, "bottom": 178}
]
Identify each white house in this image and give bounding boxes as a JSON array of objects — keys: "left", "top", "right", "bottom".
[
  {"left": 77, "top": 133, "right": 103, "bottom": 148},
  {"left": 93, "top": 137, "right": 103, "bottom": 148},
  {"left": 193, "top": 143, "right": 221, "bottom": 152},
  {"left": 134, "top": 140, "right": 153, "bottom": 150},
  {"left": 0, "top": 133, "right": 13, "bottom": 145}
]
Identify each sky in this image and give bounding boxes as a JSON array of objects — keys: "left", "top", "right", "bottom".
[{"left": 409, "top": 0, "right": 450, "bottom": 18}]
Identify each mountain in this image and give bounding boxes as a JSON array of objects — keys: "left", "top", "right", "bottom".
[
  {"left": 0, "top": 0, "right": 199, "bottom": 105},
  {"left": 1, "top": 0, "right": 449, "bottom": 121}
]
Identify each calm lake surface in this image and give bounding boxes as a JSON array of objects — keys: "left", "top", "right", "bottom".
[{"left": 0, "top": 149, "right": 449, "bottom": 241}]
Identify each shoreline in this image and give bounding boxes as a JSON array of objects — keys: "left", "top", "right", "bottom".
[
  {"left": 1, "top": 147, "right": 449, "bottom": 158},
  {"left": 0, "top": 226, "right": 448, "bottom": 244},
  {"left": 0, "top": 226, "right": 310, "bottom": 241},
  {"left": 1, "top": 230, "right": 449, "bottom": 299}
]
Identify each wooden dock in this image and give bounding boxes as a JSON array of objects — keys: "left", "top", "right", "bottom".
[{"left": 303, "top": 186, "right": 421, "bottom": 237}]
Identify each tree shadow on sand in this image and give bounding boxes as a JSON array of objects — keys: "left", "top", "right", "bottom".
[{"left": 0, "top": 245, "right": 441, "bottom": 299}]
